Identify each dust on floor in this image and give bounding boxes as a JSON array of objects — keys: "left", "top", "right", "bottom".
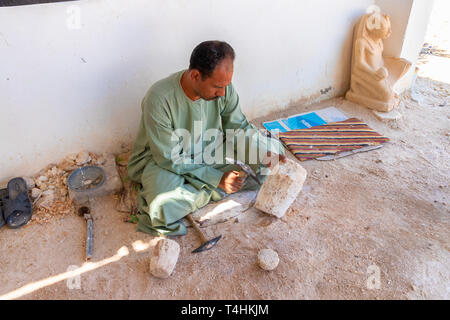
[{"left": 0, "top": 78, "right": 449, "bottom": 300}]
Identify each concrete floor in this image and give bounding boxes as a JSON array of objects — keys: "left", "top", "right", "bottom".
[{"left": 0, "top": 80, "right": 448, "bottom": 299}]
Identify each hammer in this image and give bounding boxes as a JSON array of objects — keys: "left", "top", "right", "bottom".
[
  {"left": 78, "top": 206, "right": 93, "bottom": 260},
  {"left": 225, "top": 158, "right": 261, "bottom": 185},
  {"left": 186, "top": 213, "right": 222, "bottom": 253}
]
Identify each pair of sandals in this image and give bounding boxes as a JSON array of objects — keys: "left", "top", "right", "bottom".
[{"left": 0, "top": 177, "right": 33, "bottom": 229}]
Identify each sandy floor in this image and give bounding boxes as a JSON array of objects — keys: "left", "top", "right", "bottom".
[{"left": 0, "top": 76, "right": 448, "bottom": 299}]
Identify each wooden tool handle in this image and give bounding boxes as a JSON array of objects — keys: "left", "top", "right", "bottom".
[{"left": 186, "top": 214, "right": 207, "bottom": 243}]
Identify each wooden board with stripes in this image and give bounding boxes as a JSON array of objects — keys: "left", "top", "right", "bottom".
[{"left": 278, "top": 118, "right": 390, "bottom": 161}]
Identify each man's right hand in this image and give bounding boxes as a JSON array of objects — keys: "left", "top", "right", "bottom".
[{"left": 218, "top": 170, "right": 245, "bottom": 194}]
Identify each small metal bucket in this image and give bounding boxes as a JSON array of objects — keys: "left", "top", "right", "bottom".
[{"left": 67, "top": 166, "right": 106, "bottom": 192}]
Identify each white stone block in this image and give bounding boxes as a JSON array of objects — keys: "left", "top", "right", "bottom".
[
  {"left": 150, "top": 238, "right": 180, "bottom": 279},
  {"left": 254, "top": 159, "right": 307, "bottom": 218}
]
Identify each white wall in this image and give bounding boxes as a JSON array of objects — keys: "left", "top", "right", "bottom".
[
  {"left": 0, "top": 0, "right": 375, "bottom": 180},
  {"left": 375, "top": 0, "right": 414, "bottom": 57},
  {"left": 398, "top": 0, "right": 435, "bottom": 89},
  {"left": 376, "top": 0, "right": 435, "bottom": 91}
]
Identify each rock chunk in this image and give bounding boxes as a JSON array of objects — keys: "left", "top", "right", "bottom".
[
  {"left": 254, "top": 158, "right": 307, "bottom": 218},
  {"left": 48, "top": 166, "right": 64, "bottom": 177},
  {"left": 35, "top": 175, "right": 49, "bottom": 188},
  {"left": 150, "top": 238, "right": 180, "bottom": 279},
  {"left": 257, "top": 249, "right": 279, "bottom": 271},
  {"left": 31, "top": 188, "right": 42, "bottom": 200},
  {"left": 37, "top": 189, "right": 56, "bottom": 210},
  {"left": 59, "top": 159, "right": 78, "bottom": 172},
  {"left": 65, "top": 153, "right": 77, "bottom": 163},
  {"left": 94, "top": 153, "right": 107, "bottom": 166},
  {"left": 75, "top": 150, "right": 91, "bottom": 166}
]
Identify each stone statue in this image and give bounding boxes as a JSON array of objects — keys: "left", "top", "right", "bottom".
[{"left": 346, "top": 12, "right": 411, "bottom": 112}]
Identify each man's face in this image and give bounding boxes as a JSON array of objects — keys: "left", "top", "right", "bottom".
[{"left": 192, "top": 59, "right": 234, "bottom": 101}]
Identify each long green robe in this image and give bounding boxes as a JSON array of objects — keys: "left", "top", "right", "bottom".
[{"left": 127, "top": 70, "right": 283, "bottom": 236}]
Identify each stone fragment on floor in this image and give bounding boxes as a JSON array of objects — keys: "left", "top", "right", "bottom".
[
  {"left": 150, "top": 238, "right": 180, "bottom": 279},
  {"left": 257, "top": 248, "right": 279, "bottom": 271}
]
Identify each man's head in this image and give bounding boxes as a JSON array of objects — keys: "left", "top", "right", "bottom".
[{"left": 188, "top": 41, "right": 235, "bottom": 101}]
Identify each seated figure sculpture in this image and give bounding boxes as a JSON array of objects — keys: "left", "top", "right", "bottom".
[{"left": 346, "top": 12, "right": 411, "bottom": 112}]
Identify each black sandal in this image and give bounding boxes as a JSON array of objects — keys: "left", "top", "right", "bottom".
[
  {"left": 0, "top": 207, "right": 4, "bottom": 229},
  {"left": 3, "top": 178, "right": 33, "bottom": 229},
  {"left": 0, "top": 188, "right": 8, "bottom": 229}
]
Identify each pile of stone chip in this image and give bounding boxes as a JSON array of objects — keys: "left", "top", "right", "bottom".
[{"left": 24, "top": 150, "right": 107, "bottom": 225}]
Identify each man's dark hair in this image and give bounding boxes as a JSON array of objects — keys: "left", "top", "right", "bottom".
[{"left": 189, "top": 41, "right": 235, "bottom": 79}]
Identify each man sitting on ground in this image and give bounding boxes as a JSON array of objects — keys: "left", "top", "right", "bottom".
[{"left": 127, "top": 40, "right": 285, "bottom": 236}]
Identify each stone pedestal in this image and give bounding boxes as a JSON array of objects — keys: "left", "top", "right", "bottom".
[
  {"left": 68, "top": 153, "right": 123, "bottom": 206},
  {"left": 372, "top": 109, "right": 402, "bottom": 121}
]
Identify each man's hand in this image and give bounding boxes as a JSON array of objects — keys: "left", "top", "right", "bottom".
[
  {"left": 218, "top": 170, "right": 245, "bottom": 194},
  {"left": 266, "top": 151, "right": 287, "bottom": 168}
]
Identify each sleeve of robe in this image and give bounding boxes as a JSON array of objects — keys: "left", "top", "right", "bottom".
[
  {"left": 143, "top": 93, "right": 225, "bottom": 189},
  {"left": 220, "top": 83, "right": 285, "bottom": 161}
]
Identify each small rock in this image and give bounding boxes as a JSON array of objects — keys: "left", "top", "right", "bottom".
[
  {"left": 65, "top": 153, "right": 77, "bottom": 163},
  {"left": 38, "top": 183, "right": 48, "bottom": 191},
  {"left": 22, "top": 177, "right": 35, "bottom": 190},
  {"left": 37, "top": 190, "right": 56, "bottom": 209},
  {"left": 75, "top": 150, "right": 91, "bottom": 166},
  {"left": 49, "top": 166, "right": 64, "bottom": 177},
  {"left": 42, "top": 189, "right": 55, "bottom": 197},
  {"left": 82, "top": 179, "right": 93, "bottom": 186},
  {"left": 258, "top": 249, "right": 279, "bottom": 271},
  {"left": 35, "top": 176, "right": 49, "bottom": 188},
  {"left": 37, "top": 175, "right": 48, "bottom": 182},
  {"left": 59, "top": 159, "right": 78, "bottom": 172},
  {"left": 150, "top": 238, "right": 180, "bottom": 279},
  {"left": 31, "top": 188, "right": 42, "bottom": 199},
  {"left": 89, "top": 152, "right": 98, "bottom": 162},
  {"left": 95, "top": 155, "right": 107, "bottom": 165}
]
